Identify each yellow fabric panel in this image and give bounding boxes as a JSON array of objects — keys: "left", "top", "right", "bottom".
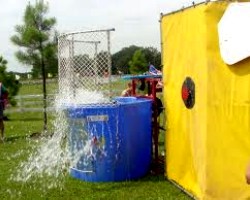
[
  {"left": 161, "top": 4, "right": 208, "bottom": 198},
  {"left": 162, "top": 1, "right": 250, "bottom": 199},
  {"left": 205, "top": 2, "right": 250, "bottom": 200}
]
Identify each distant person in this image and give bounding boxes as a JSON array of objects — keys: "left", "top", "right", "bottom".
[
  {"left": 0, "top": 82, "right": 8, "bottom": 142},
  {"left": 121, "top": 82, "right": 133, "bottom": 97},
  {"left": 103, "top": 70, "right": 109, "bottom": 78},
  {"left": 102, "top": 70, "right": 109, "bottom": 84},
  {"left": 118, "top": 70, "right": 123, "bottom": 77}
]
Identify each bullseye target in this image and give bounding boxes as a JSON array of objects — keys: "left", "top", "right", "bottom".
[{"left": 181, "top": 77, "right": 195, "bottom": 109}]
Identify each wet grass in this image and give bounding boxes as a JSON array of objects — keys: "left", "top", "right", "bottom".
[
  {"left": 0, "top": 80, "right": 192, "bottom": 200},
  {"left": 0, "top": 137, "right": 191, "bottom": 199}
]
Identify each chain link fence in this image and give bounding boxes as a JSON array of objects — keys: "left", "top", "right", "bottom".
[{"left": 58, "top": 29, "right": 115, "bottom": 105}]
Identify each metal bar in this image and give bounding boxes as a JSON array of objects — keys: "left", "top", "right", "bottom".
[
  {"left": 161, "top": 0, "right": 211, "bottom": 17},
  {"left": 107, "top": 29, "right": 112, "bottom": 99},
  {"left": 167, "top": 179, "right": 196, "bottom": 199},
  {"left": 159, "top": 13, "right": 164, "bottom": 71},
  {"left": 58, "top": 28, "right": 115, "bottom": 38},
  {"left": 68, "top": 40, "right": 101, "bottom": 44},
  {"left": 94, "top": 41, "right": 98, "bottom": 85},
  {"left": 70, "top": 35, "right": 76, "bottom": 97}
]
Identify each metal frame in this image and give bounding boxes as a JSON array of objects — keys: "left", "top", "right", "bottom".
[
  {"left": 58, "top": 28, "right": 115, "bottom": 104},
  {"left": 160, "top": 0, "right": 234, "bottom": 18}
]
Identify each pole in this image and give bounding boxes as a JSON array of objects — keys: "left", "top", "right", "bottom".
[
  {"left": 41, "top": 50, "right": 47, "bottom": 131},
  {"left": 94, "top": 42, "right": 98, "bottom": 84},
  {"left": 107, "top": 30, "right": 112, "bottom": 99}
]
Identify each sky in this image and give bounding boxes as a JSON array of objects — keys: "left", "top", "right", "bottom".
[{"left": 0, "top": 0, "right": 204, "bottom": 73}]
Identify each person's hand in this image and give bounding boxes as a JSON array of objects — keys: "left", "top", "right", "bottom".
[
  {"left": 246, "top": 162, "right": 250, "bottom": 184},
  {"left": 5, "top": 104, "right": 11, "bottom": 108},
  {"left": 3, "top": 99, "right": 10, "bottom": 109}
]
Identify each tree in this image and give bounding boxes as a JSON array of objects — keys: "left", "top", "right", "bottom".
[
  {"left": 128, "top": 50, "right": 148, "bottom": 74},
  {"left": 0, "top": 56, "right": 20, "bottom": 106},
  {"left": 142, "top": 47, "right": 161, "bottom": 69},
  {"left": 112, "top": 45, "right": 141, "bottom": 74},
  {"left": 111, "top": 45, "right": 161, "bottom": 74},
  {"left": 96, "top": 51, "right": 109, "bottom": 75},
  {"left": 11, "top": 1, "right": 58, "bottom": 77},
  {"left": 11, "top": 0, "right": 57, "bottom": 131}
]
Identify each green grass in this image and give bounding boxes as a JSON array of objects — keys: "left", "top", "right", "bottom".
[
  {"left": 0, "top": 80, "right": 192, "bottom": 200},
  {"left": 19, "top": 79, "right": 58, "bottom": 95}
]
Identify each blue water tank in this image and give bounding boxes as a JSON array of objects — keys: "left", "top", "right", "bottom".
[{"left": 66, "top": 97, "right": 152, "bottom": 182}]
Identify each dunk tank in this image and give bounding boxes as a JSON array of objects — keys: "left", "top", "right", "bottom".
[
  {"left": 161, "top": 1, "right": 250, "bottom": 199},
  {"left": 58, "top": 29, "right": 152, "bottom": 182}
]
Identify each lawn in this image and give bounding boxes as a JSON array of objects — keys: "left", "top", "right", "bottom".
[{"left": 0, "top": 79, "right": 191, "bottom": 200}]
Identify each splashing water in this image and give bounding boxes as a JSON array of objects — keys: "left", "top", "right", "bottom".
[{"left": 10, "top": 89, "right": 109, "bottom": 190}]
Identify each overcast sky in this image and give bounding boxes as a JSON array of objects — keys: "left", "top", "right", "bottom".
[{"left": 0, "top": 0, "right": 203, "bottom": 72}]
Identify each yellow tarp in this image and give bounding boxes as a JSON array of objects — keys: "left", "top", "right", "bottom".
[{"left": 161, "top": 1, "right": 250, "bottom": 199}]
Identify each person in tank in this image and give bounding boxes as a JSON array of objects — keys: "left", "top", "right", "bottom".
[{"left": 121, "top": 82, "right": 133, "bottom": 97}]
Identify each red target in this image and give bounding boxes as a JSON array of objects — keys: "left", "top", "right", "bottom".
[{"left": 181, "top": 77, "right": 195, "bottom": 109}]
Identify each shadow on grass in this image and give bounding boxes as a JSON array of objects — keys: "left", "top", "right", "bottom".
[
  {"left": 5, "top": 132, "right": 44, "bottom": 142},
  {"left": 69, "top": 173, "right": 166, "bottom": 191},
  {"left": 73, "top": 172, "right": 191, "bottom": 199},
  {"left": 5, "top": 135, "right": 28, "bottom": 142},
  {"left": 158, "top": 141, "right": 164, "bottom": 146},
  {"left": 6, "top": 118, "right": 43, "bottom": 122}
]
